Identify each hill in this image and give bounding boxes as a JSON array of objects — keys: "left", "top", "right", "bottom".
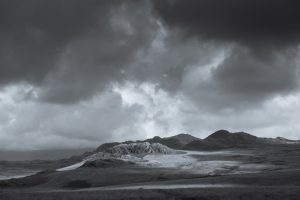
[
  {"left": 94, "top": 130, "right": 300, "bottom": 152},
  {"left": 144, "top": 133, "right": 200, "bottom": 149},
  {"left": 183, "top": 130, "right": 299, "bottom": 150},
  {"left": 94, "top": 133, "right": 200, "bottom": 153}
]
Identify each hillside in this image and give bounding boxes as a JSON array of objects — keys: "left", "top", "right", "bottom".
[
  {"left": 145, "top": 133, "right": 200, "bottom": 149},
  {"left": 94, "top": 133, "right": 200, "bottom": 153},
  {"left": 94, "top": 130, "right": 300, "bottom": 153},
  {"left": 183, "top": 130, "right": 299, "bottom": 150}
]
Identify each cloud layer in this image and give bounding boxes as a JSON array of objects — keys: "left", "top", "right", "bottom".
[
  {"left": 0, "top": 0, "right": 300, "bottom": 149},
  {"left": 153, "top": 0, "right": 300, "bottom": 45}
]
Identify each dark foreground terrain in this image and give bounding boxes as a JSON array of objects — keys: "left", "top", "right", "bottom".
[
  {"left": 1, "top": 186, "right": 300, "bottom": 200},
  {"left": 1, "top": 145, "right": 300, "bottom": 200}
]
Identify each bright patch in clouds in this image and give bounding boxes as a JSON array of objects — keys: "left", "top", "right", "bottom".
[
  {"left": 113, "top": 82, "right": 185, "bottom": 138},
  {"left": 1, "top": 0, "right": 300, "bottom": 150},
  {"left": 0, "top": 84, "right": 140, "bottom": 150},
  {"left": 0, "top": 82, "right": 300, "bottom": 150}
]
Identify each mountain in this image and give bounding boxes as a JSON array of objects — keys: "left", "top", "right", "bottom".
[
  {"left": 144, "top": 133, "right": 200, "bottom": 149},
  {"left": 183, "top": 130, "right": 262, "bottom": 150},
  {"left": 94, "top": 133, "right": 200, "bottom": 153},
  {"left": 94, "top": 130, "right": 300, "bottom": 153},
  {"left": 183, "top": 130, "right": 300, "bottom": 150},
  {"left": 168, "top": 133, "right": 200, "bottom": 145},
  {"left": 261, "top": 137, "right": 300, "bottom": 145},
  {"left": 205, "top": 130, "right": 262, "bottom": 147},
  {"left": 181, "top": 140, "right": 220, "bottom": 150}
]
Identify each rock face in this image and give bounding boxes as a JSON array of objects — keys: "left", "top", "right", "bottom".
[{"left": 107, "top": 142, "right": 175, "bottom": 155}]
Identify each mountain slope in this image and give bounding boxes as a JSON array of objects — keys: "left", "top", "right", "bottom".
[
  {"left": 205, "top": 130, "right": 262, "bottom": 147},
  {"left": 145, "top": 133, "right": 200, "bottom": 149},
  {"left": 94, "top": 133, "right": 200, "bottom": 153},
  {"left": 261, "top": 137, "right": 300, "bottom": 145},
  {"left": 184, "top": 130, "right": 263, "bottom": 150},
  {"left": 94, "top": 130, "right": 300, "bottom": 153}
]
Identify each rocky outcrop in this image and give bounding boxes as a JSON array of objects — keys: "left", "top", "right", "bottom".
[{"left": 107, "top": 142, "right": 175, "bottom": 155}]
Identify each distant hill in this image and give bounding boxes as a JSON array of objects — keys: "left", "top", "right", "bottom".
[
  {"left": 0, "top": 148, "right": 94, "bottom": 161},
  {"left": 261, "top": 137, "right": 300, "bottom": 145},
  {"left": 145, "top": 133, "right": 200, "bottom": 149},
  {"left": 183, "top": 130, "right": 300, "bottom": 150},
  {"left": 206, "top": 130, "right": 262, "bottom": 146},
  {"left": 94, "top": 130, "right": 300, "bottom": 153},
  {"left": 94, "top": 133, "right": 200, "bottom": 153}
]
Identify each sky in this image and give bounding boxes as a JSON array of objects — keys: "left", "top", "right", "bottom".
[{"left": 0, "top": 0, "right": 300, "bottom": 150}]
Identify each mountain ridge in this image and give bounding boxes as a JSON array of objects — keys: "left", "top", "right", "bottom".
[
  {"left": 184, "top": 130, "right": 300, "bottom": 150},
  {"left": 94, "top": 130, "right": 300, "bottom": 153},
  {"left": 94, "top": 133, "right": 198, "bottom": 152}
]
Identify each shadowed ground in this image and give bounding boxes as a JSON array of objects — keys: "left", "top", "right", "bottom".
[{"left": 0, "top": 145, "right": 300, "bottom": 199}]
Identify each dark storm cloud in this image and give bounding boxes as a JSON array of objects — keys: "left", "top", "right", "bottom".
[
  {"left": 0, "top": 0, "right": 107, "bottom": 84},
  {"left": 37, "top": 0, "right": 158, "bottom": 104},
  {"left": 213, "top": 47, "right": 300, "bottom": 99},
  {"left": 2, "top": 0, "right": 300, "bottom": 150},
  {"left": 1, "top": 0, "right": 300, "bottom": 107},
  {"left": 152, "top": 0, "right": 300, "bottom": 108},
  {"left": 0, "top": 0, "right": 158, "bottom": 103},
  {"left": 153, "top": 0, "right": 300, "bottom": 46}
]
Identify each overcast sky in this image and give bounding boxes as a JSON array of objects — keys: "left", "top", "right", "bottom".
[{"left": 0, "top": 0, "right": 300, "bottom": 150}]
